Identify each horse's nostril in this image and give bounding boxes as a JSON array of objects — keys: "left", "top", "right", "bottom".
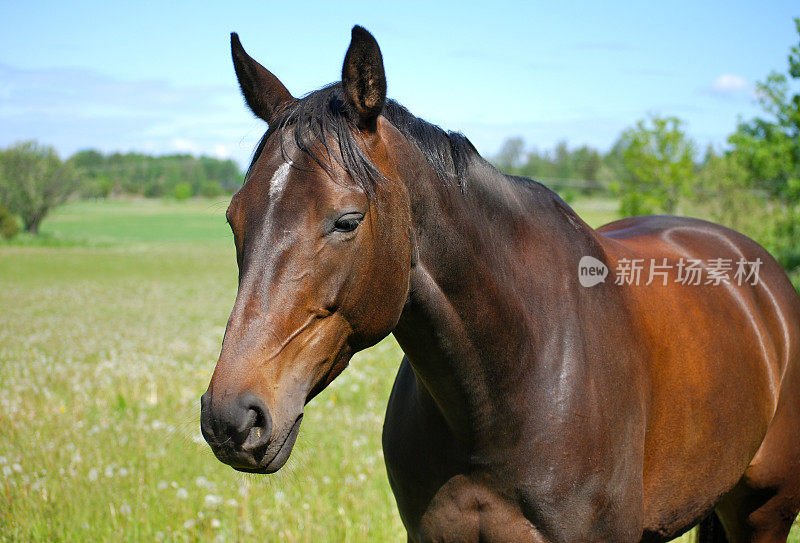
[
  {"left": 238, "top": 393, "right": 273, "bottom": 452},
  {"left": 201, "top": 390, "right": 273, "bottom": 465}
]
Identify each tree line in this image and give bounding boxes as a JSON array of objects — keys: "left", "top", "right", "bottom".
[
  {"left": 69, "top": 150, "right": 242, "bottom": 199},
  {"left": 0, "top": 145, "right": 243, "bottom": 236}
]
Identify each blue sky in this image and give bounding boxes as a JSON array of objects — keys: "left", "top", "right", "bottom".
[{"left": 1, "top": 1, "right": 797, "bottom": 168}]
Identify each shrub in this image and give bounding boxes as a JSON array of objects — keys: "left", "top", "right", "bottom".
[
  {"left": 0, "top": 203, "right": 19, "bottom": 239},
  {"left": 173, "top": 182, "right": 193, "bottom": 201},
  {"left": 198, "top": 181, "right": 223, "bottom": 198}
]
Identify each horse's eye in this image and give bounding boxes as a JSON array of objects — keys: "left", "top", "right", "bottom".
[{"left": 333, "top": 212, "right": 364, "bottom": 233}]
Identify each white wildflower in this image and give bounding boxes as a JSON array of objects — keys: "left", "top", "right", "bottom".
[{"left": 204, "top": 494, "right": 222, "bottom": 507}]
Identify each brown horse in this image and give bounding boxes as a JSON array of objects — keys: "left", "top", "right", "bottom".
[{"left": 200, "top": 26, "right": 800, "bottom": 542}]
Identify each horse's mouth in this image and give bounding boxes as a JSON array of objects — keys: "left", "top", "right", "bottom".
[{"left": 232, "top": 414, "right": 303, "bottom": 474}]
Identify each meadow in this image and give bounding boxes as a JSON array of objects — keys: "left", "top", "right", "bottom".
[{"left": 0, "top": 197, "right": 796, "bottom": 542}]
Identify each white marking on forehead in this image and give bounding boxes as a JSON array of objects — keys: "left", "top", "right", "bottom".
[{"left": 269, "top": 161, "right": 293, "bottom": 201}]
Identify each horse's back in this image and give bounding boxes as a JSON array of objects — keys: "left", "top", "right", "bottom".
[
  {"left": 598, "top": 214, "right": 800, "bottom": 342},
  {"left": 597, "top": 214, "right": 800, "bottom": 375},
  {"left": 598, "top": 215, "right": 800, "bottom": 539}
]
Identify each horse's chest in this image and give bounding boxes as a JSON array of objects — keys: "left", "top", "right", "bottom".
[
  {"left": 382, "top": 361, "right": 644, "bottom": 542},
  {"left": 382, "top": 372, "right": 560, "bottom": 542}
]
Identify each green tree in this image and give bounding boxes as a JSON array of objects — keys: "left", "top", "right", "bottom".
[
  {"left": 615, "top": 115, "right": 696, "bottom": 216},
  {"left": 572, "top": 145, "right": 602, "bottom": 182},
  {"left": 494, "top": 137, "right": 525, "bottom": 173},
  {"left": 69, "top": 150, "right": 112, "bottom": 199},
  {"left": 0, "top": 141, "right": 78, "bottom": 234},
  {"left": 553, "top": 140, "right": 572, "bottom": 179},
  {"left": 698, "top": 147, "right": 762, "bottom": 233}
]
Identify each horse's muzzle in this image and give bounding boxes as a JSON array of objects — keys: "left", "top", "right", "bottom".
[{"left": 200, "top": 391, "right": 277, "bottom": 472}]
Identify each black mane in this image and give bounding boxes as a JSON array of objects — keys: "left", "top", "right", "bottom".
[{"left": 246, "top": 83, "right": 478, "bottom": 195}]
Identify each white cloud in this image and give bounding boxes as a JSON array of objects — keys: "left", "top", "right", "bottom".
[
  {"left": 170, "top": 138, "right": 201, "bottom": 154},
  {"left": 708, "top": 74, "right": 751, "bottom": 96},
  {"left": 212, "top": 144, "right": 231, "bottom": 159}
]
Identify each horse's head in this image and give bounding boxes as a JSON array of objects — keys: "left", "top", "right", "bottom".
[{"left": 201, "top": 27, "right": 414, "bottom": 473}]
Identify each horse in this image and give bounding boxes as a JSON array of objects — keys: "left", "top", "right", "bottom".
[{"left": 200, "top": 26, "right": 800, "bottom": 542}]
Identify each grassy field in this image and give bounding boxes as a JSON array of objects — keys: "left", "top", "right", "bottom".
[{"left": 0, "top": 197, "right": 796, "bottom": 542}]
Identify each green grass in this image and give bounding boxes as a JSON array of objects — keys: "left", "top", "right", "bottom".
[
  {"left": 571, "top": 195, "right": 620, "bottom": 228},
  {"left": 0, "top": 197, "right": 797, "bottom": 541},
  {"left": 38, "top": 198, "right": 235, "bottom": 245}
]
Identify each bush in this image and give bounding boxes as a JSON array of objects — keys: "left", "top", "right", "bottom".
[
  {"left": 173, "top": 182, "right": 193, "bottom": 201},
  {"left": 766, "top": 205, "right": 800, "bottom": 272},
  {"left": 0, "top": 203, "right": 19, "bottom": 239},
  {"left": 79, "top": 176, "right": 112, "bottom": 199},
  {"left": 198, "top": 181, "right": 223, "bottom": 198}
]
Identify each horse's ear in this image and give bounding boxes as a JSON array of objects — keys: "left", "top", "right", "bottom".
[
  {"left": 342, "top": 26, "right": 387, "bottom": 132},
  {"left": 231, "top": 33, "right": 294, "bottom": 124}
]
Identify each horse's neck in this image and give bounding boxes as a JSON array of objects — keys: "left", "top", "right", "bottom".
[{"left": 392, "top": 155, "right": 605, "bottom": 447}]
